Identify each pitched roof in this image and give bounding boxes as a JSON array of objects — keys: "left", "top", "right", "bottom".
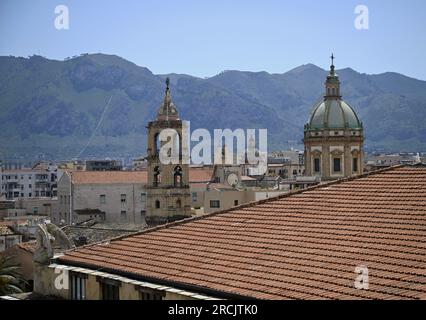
[
  {"left": 0, "top": 225, "right": 15, "bottom": 236},
  {"left": 189, "top": 167, "right": 213, "bottom": 183},
  {"left": 70, "top": 171, "right": 148, "bottom": 184},
  {"left": 16, "top": 241, "right": 37, "bottom": 253},
  {"left": 68, "top": 168, "right": 212, "bottom": 185},
  {"left": 57, "top": 165, "right": 426, "bottom": 300}
]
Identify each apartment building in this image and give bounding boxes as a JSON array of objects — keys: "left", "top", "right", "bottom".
[
  {"left": 55, "top": 171, "right": 148, "bottom": 225},
  {"left": 0, "top": 165, "right": 59, "bottom": 200}
]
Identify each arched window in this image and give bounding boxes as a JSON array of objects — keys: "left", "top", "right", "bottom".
[
  {"left": 154, "top": 133, "right": 160, "bottom": 155},
  {"left": 155, "top": 200, "right": 160, "bottom": 209},
  {"left": 153, "top": 166, "right": 161, "bottom": 187},
  {"left": 174, "top": 166, "right": 183, "bottom": 187},
  {"left": 176, "top": 199, "right": 182, "bottom": 208}
]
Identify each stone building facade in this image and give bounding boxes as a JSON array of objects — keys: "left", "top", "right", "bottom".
[
  {"left": 304, "top": 56, "right": 364, "bottom": 180},
  {"left": 55, "top": 171, "right": 147, "bottom": 225},
  {"left": 145, "top": 79, "right": 191, "bottom": 223}
]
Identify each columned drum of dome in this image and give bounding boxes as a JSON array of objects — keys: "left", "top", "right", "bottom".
[{"left": 304, "top": 55, "right": 364, "bottom": 181}]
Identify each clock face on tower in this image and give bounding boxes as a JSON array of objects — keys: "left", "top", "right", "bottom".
[{"left": 227, "top": 173, "right": 239, "bottom": 186}]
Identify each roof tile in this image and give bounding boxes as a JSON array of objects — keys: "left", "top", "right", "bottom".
[{"left": 58, "top": 166, "right": 426, "bottom": 299}]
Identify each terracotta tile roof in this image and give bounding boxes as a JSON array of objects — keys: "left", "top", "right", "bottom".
[
  {"left": 70, "top": 171, "right": 148, "bottom": 184},
  {"left": 68, "top": 168, "right": 212, "bottom": 185},
  {"left": 57, "top": 166, "right": 426, "bottom": 300},
  {"left": 189, "top": 168, "right": 213, "bottom": 183},
  {"left": 0, "top": 225, "right": 15, "bottom": 236},
  {"left": 16, "top": 241, "right": 37, "bottom": 253},
  {"left": 241, "top": 175, "right": 256, "bottom": 181}
]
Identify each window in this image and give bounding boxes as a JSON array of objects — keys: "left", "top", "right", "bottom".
[
  {"left": 192, "top": 192, "right": 198, "bottom": 202},
  {"left": 98, "top": 278, "right": 120, "bottom": 300},
  {"left": 138, "top": 288, "right": 165, "bottom": 300},
  {"left": 153, "top": 166, "right": 161, "bottom": 187},
  {"left": 176, "top": 199, "right": 182, "bottom": 208},
  {"left": 33, "top": 207, "right": 38, "bottom": 214},
  {"left": 120, "top": 194, "right": 126, "bottom": 203},
  {"left": 120, "top": 210, "right": 127, "bottom": 221},
  {"left": 141, "top": 193, "right": 147, "bottom": 209},
  {"left": 155, "top": 200, "right": 160, "bottom": 209},
  {"left": 174, "top": 166, "right": 183, "bottom": 187},
  {"left": 28, "top": 184, "right": 32, "bottom": 189},
  {"left": 29, "top": 193, "right": 32, "bottom": 197},
  {"left": 314, "top": 158, "right": 321, "bottom": 173},
  {"left": 333, "top": 158, "right": 341, "bottom": 172},
  {"left": 353, "top": 158, "right": 358, "bottom": 172},
  {"left": 234, "top": 200, "right": 239, "bottom": 206},
  {"left": 70, "top": 273, "right": 87, "bottom": 300},
  {"left": 210, "top": 200, "right": 220, "bottom": 208},
  {"left": 100, "top": 194, "right": 106, "bottom": 204}
]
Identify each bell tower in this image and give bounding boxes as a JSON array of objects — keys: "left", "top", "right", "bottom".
[{"left": 146, "top": 78, "right": 191, "bottom": 224}]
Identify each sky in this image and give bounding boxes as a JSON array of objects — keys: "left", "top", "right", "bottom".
[{"left": 0, "top": 0, "right": 425, "bottom": 80}]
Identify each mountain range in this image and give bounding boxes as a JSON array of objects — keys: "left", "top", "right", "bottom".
[{"left": 1, "top": 53, "right": 425, "bottom": 160}]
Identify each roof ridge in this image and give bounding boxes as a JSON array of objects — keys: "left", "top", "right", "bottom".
[{"left": 59, "top": 164, "right": 406, "bottom": 254}]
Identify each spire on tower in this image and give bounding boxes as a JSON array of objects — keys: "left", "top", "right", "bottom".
[
  {"left": 330, "top": 53, "right": 336, "bottom": 75},
  {"left": 324, "top": 54, "right": 340, "bottom": 98},
  {"left": 157, "top": 77, "right": 179, "bottom": 121}
]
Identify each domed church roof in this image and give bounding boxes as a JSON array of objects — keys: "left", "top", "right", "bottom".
[
  {"left": 306, "top": 54, "right": 362, "bottom": 130},
  {"left": 309, "top": 99, "right": 362, "bottom": 129}
]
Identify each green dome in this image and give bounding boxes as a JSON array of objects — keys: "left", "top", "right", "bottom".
[
  {"left": 308, "top": 99, "right": 362, "bottom": 130},
  {"left": 306, "top": 58, "right": 363, "bottom": 131}
]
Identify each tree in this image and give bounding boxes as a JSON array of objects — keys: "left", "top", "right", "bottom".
[{"left": 0, "top": 255, "right": 25, "bottom": 295}]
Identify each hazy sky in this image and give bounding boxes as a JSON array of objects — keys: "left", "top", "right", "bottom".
[{"left": 1, "top": 0, "right": 425, "bottom": 79}]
